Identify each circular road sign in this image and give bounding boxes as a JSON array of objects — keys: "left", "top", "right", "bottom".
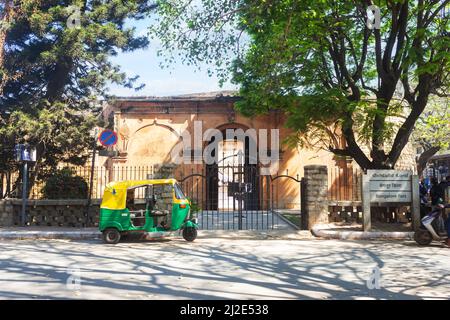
[{"left": 98, "top": 129, "right": 118, "bottom": 147}]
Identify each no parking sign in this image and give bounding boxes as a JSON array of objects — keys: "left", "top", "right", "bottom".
[{"left": 98, "top": 129, "right": 118, "bottom": 147}]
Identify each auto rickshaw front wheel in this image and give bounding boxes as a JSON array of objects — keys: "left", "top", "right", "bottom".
[
  {"left": 102, "top": 228, "right": 121, "bottom": 244},
  {"left": 182, "top": 227, "right": 197, "bottom": 242}
]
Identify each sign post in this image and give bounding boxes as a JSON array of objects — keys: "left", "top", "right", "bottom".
[
  {"left": 85, "top": 128, "right": 98, "bottom": 227},
  {"left": 15, "top": 144, "right": 37, "bottom": 226},
  {"left": 362, "top": 170, "right": 420, "bottom": 231},
  {"left": 411, "top": 175, "right": 420, "bottom": 231},
  {"left": 21, "top": 161, "right": 28, "bottom": 226},
  {"left": 85, "top": 129, "right": 118, "bottom": 226},
  {"left": 362, "top": 173, "right": 371, "bottom": 231}
]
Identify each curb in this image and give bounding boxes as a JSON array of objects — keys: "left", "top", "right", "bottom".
[
  {"left": 0, "top": 231, "right": 101, "bottom": 240},
  {"left": 0, "top": 229, "right": 314, "bottom": 241},
  {"left": 311, "top": 224, "right": 414, "bottom": 240},
  {"left": 197, "top": 230, "right": 313, "bottom": 240}
]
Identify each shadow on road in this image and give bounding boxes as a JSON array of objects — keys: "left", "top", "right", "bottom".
[{"left": 0, "top": 239, "right": 448, "bottom": 300}]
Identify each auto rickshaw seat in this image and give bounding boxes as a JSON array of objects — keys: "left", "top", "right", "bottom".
[{"left": 150, "top": 210, "right": 167, "bottom": 217}]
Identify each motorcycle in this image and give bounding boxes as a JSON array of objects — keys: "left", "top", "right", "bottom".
[{"left": 414, "top": 201, "right": 449, "bottom": 246}]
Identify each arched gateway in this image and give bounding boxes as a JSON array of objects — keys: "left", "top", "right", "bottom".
[{"left": 204, "top": 123, "right": 260, "bottom": 211}]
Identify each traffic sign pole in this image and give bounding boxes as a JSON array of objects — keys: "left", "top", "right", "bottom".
[
  {"left": 21, "top": 162, "right": 28, "bottom": 226},
  {"left": 86, "top": 128, "right": 98, "bottom": 227}
]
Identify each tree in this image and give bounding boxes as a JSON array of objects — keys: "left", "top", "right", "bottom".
[
  {"left": 152, "top": 0, "right": 450, "bottom": 170},
  {"left": 1, "top": 0, "right": 157, "bottom": 109},
  {"left": 0, "top": 1, "right": 158, "bottom": 195},
  {"left": 412, "top": 95, "right": 450, "bottom": 175}
]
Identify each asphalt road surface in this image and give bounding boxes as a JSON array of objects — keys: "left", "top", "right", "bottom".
[{"left": 0, "top": 238, "right": 449, "bottom": 300}]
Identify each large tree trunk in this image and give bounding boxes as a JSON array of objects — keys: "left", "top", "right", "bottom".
[{"left": 416, "top": 146, "right": 440, "bottom": 177}]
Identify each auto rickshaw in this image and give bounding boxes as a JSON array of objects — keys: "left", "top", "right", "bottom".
[{"left": 99, "top": 178, "right": 198, "bottom": 244}]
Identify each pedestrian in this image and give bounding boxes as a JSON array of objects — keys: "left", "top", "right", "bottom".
[
  {"left": 445, "top": 176, "right": 450, "bottom": 247},
  {"left": 430, "top": 177, "right": 444, "bottom": 206},
  {"left": 446, "top": 176, "right": 450, "bottom": 195},
  {"left": 419, "top": 178, "right": 428, "bottom": 204},
  {"left": 438, "top": 177, "right": 448, "bottom": 200}
]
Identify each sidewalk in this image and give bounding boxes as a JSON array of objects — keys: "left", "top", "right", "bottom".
[
  {"left": 0, "top": 227, "right": 101, "bottom": 240},
  {"left": 311, "top": 222, "right": 414, "bottom": 240},
  {"left": 0, "top": 227, "right": 314, "bottom": 241},
  {"left": 0, "top": 221, "right": 416, "bottom": 241}
]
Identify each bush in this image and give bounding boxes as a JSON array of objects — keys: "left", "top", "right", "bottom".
[{"left": 41, "top": 168, "right": 88, "bottom": 199}]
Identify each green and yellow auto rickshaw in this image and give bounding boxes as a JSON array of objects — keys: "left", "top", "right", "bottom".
[{"left": 99, "top": 178, "right": 198, "bottom": 244}]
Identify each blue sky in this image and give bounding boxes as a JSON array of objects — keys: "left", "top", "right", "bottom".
[{"left": 107, "top": 19, "right": 238, "bottom": 97}]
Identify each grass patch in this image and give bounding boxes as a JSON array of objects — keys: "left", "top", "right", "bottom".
[{"left": 281, "top": 214, "right": 301, "bottom": 228}]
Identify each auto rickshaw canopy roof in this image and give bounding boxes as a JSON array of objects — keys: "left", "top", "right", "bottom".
[{"left": 100, "top": 179, "right": 177, "bottom": 210}]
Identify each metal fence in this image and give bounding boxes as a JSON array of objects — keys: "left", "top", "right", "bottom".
[
  {"left": 178, "top": 164, "right": 278, "bottom": 230},
  {"left": 2, "top": 164, "right": 365, "bottom": 204},
  {"left": 1, "top": 165, "right": 155, "bottom": 200}
]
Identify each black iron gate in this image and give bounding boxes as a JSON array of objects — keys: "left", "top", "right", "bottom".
[{"left": 179, "top": 166, "right": 302, "bottom": 230}]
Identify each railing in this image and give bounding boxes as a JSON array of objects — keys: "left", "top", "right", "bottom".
[
  {"left": 1, "top": 165, "right": 155, "bottom": 200},
  {"left": 2, "top": 164, "right": 371, "bottom": 203}
]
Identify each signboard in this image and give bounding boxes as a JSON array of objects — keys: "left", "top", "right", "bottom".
[
  {"left": 367, "top": 170, "right": 412, "bottom": 203},
  {"left": 362, "top": 170, "right": 420, "bottom": 232},
  {"left": 98, "top": 150, "right": 119, "bottom": 157},
  {"left": 98, "top": 129, "right": 118, "bottom": 147},
  {"left": 14, "top": 144, "right": 37, "bottom": 162}
]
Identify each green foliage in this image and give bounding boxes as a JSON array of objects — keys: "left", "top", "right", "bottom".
[
  {"left": 152, "top": 0, "right": 450, "bottom": 169},
  {"left": 41, "top": 167, "right": 88, "bottom": 199},
  {"left": 2, "top": 1, "right": 154, "bottom": 108},
  {"left": 413, "top": 96, "right": 450, "bottom": 151},
  {"left": 0, "top": 102, "right": 99, "bottom": 176}
]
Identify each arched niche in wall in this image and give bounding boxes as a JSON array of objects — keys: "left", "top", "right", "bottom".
[{"left": 125, "top": 121, "right": 181, "bottom": 166}]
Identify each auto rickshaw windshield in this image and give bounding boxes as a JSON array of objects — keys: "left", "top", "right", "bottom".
[{"left": 174, "top": 183, "right": 186, "bottom": 199}]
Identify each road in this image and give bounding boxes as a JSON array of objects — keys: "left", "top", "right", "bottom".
[{"left": 0, "top": 238, "right": 449, "bottom": 299}]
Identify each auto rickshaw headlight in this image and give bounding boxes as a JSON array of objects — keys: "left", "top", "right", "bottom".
[{"left": 180, "top": 204, "right": 187, "bottom": 209}]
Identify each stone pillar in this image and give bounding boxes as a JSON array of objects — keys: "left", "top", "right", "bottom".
[{"left": 303, "top": 165, "right": 329, "bottom": 229}]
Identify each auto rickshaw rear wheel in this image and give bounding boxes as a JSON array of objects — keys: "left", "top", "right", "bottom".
[
  {"left": 182, "top": 227, "right": 197, "bottom": 242},
  {"left": 103, "top": 228, "right": 121, "bottom": 244}
]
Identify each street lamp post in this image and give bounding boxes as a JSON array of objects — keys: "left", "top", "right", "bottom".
[{"left": 15, "top": 144, "right": 36, "bottom": 226}]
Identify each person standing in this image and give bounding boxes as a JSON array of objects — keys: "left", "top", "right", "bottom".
[
  {"left": 430, "top": 177, "right": 444, "bottom": 206},
  {"left": 445, "top": 176, "right": 450, "bottom": 247},
  {"left": 419, "top": 178, "right": 428, "bottom": 204}
]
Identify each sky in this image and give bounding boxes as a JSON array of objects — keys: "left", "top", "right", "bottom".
[{"left": 107, "top": 19, "right": 239, "bottom": 97}]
